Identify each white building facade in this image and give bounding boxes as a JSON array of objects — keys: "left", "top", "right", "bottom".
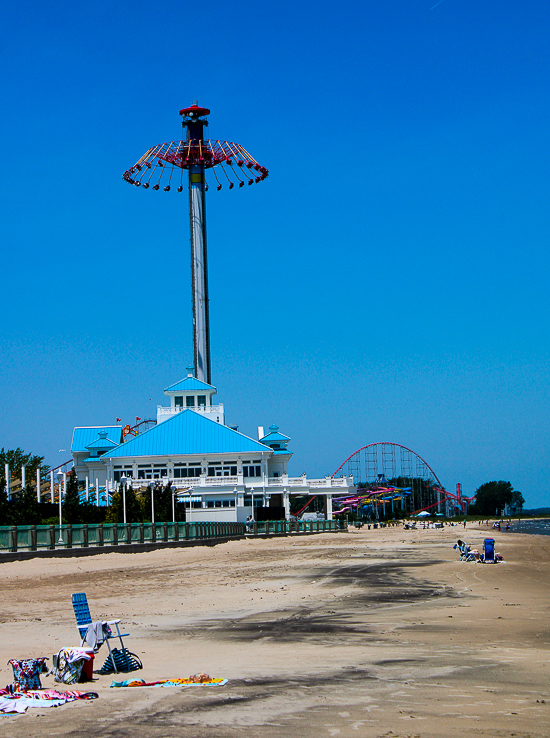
[{"left": 71, "top": 373, "right": 354, "bottom": 522}]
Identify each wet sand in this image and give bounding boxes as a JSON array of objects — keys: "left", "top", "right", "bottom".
[{"left": 0, "top": 524, "right": 549, "bottom": 738}]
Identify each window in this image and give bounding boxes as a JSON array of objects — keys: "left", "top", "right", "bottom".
[
  {"left": 243, "top": 466, "right": 262, "bottom": 478},
  {"left": 273, "top": 472, "right": 279, "bottom": 478},
  {"left": 186, "top": 396, "right": 195, "bottom": 407},
  {"left": 215, "top": 500, "right": 222, "bottom": 507},
  {"left": 207, "top": 501, "right": 215, "bottom": 508},
  {"left": 175, "top": 396, "right": 183, "bottom": 407},
  {"left": 116, "top": 470, "right": 133, "bottom": 479},
  {"left": 244, "top": 495, "right": 252, "bottom": 506},
  {"left": 174, "top": 467, "right": 201, "bottom": 478},
  {"left": 198, "top": 395, "right": 206, "bottom": 407}
]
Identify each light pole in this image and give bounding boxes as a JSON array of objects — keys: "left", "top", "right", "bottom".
[
  {"left": 57, "top": 469, "right": 64, "bottom": 544},
  {"left": 171, "top": 483, "right": 175, "bottom": 523},
  {"left": 121, "top": 475, "right": 127, "bottom": 524},
  {"left": 150, "top": 482, "right": 155, "bottom": 526}
]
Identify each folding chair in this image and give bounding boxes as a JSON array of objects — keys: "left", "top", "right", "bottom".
[
  {"left": 71, "top": 592, "right": 130, "bottom": 673},
  {"left": 483, "top": 538, "right": 496, "bottom": 563}
]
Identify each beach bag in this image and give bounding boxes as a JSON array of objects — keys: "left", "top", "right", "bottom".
[
  {"left": 96, "top": 648, "right": 142, "bottom": 675},
  {"left": 8, "top": 657, "right": 48, "bottom": 692},
  {"left": 53, "top": 649, "right": 87, "bottom": 685}
]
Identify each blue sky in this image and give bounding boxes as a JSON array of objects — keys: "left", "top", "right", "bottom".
[{"left": 1, "top": 0, "right": 549, "bottom": 506}]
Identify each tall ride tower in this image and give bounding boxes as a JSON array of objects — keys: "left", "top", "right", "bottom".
[
  {"left": 181, "top": 104, "right": 211, "bottom": 383},
  {"left": 123, "top": 103, "right": 268, "bottom": 384}
]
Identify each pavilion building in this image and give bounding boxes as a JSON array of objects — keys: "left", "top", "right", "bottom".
[{"left": 71, "top": 370, "right": 354, "bottom": 522}]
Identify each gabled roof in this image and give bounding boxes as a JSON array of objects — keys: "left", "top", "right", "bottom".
[
  {"left": 72, "top": 427, "right": 122, "bottom": 453},
  {"left": 260, "top": 425, "right": 290, "bottom": 445},
  {"left": 102, "top": 410, "right": 271, "bottom": 459},
  {"left": 86, "top": 437, "right": 119, "bottom": 450},
  {"left": 164, "top": 376, "right": 216, "bottom": 393}
]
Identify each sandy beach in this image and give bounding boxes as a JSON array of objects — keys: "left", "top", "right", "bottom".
[{"left": 0, "top": 524, "right": 549, "bottom": 738}]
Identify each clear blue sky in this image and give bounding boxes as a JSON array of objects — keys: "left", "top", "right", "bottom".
[{"left": 1, "top": 0, "right": 549, "bottom": 507}]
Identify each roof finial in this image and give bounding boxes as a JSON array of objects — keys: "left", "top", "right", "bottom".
[{"left": 186, "top": 365, "right": 195, "bottom": 377}]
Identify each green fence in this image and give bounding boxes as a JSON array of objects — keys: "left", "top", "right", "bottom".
[
  {"left": 0, "top": 518, "right": 346, "bottom": 554},
  {"left": 0, "top": 521, "right": 245, "bottom": 553}
]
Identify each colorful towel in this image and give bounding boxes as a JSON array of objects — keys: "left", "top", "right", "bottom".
[
  {"left": 111, "top": 677, "right": 227, "bottom": 688},
  {"left": 0, "top": 689, "right": 97, "bottom": 714}
]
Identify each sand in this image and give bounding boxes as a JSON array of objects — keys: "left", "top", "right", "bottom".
[{"left": 0, "top": 523, "right": 549, "bottom": 738}]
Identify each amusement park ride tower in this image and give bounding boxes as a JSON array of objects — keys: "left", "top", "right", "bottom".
[{"left": 123, "top": 103, "right": 268, "bottom": 384}]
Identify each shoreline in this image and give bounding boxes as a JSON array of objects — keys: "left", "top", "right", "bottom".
[{"left": 0, "top": 525, "right": 549, "bottom": 737}]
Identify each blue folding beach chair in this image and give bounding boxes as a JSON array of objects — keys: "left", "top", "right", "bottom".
[
  {"left": 71, "top": 593, "right": 131, "bottom": 673},
  {"left": 483, "top": 538, "right": 496, "bottom": 563}
]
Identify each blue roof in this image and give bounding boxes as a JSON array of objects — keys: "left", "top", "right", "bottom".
[
  {"left": 260, "top": 425, "right": 290, "bottom": 444},
  {"left": 102, "top": 410, "right": 271, "bottom": 459},
  {"left": 261, "top": 432, "right": 290, "bottom": 444},
  {"left": 86, "top": 437, "right": 119, "bottom": 449},
  {"left": 164, "top": 376, "right": 216, "bottom": 393},
  {"left": 271, "top": 449, "right": 293, "bottom": 455},
  {"left": 72, "top": 427, "right": 122, "bottom": 453}
]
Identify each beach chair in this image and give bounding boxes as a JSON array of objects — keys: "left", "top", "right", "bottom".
[
  {"left": 483, "top": 538, "right": 496, "bottom": 563},
  {"left": 71, "top": 593, "right": 131, "bottom": 673}
]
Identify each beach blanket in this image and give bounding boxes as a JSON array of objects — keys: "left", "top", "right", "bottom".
[
  {"left": 111, "top": 677, "right": 227, "bottom": 688},
  {"left": 0, "top": 689, "right": 97, "bottom": 714}
]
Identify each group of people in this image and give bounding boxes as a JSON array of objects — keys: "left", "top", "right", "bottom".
[{"left": 492, "top": 520, "right": 511, "bottom": 531}]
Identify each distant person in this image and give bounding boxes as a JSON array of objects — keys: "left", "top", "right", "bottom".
[{"left": 463, "top": 520, "right": 466, "bottom": 528}]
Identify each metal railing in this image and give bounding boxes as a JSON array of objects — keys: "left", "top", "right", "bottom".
[
  {"left": 157, "top": 404, "right": 224, "bottom": 417},
  {"left": 0, "top": 522, "right": 244, "bottom": 552},
  {"left": 0, "top": 517, "right": 347, "bottom": 554}
]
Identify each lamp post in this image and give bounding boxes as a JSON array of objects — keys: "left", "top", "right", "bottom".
[
  {"left": 171, "top": 483, "right": 175, "bottom": 523},
  {"left": 121, "top": 475, "right": 127, "bottom": 524},
  {"left": 57, "top": 469, "right": 64, "bottom": 544},
  {"left": 150, "top": 482, "right": 155, "bottom": 525}
]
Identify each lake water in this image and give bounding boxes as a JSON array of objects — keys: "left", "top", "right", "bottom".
[{"left": 509, "top": 519, "right": 550, "bottom": 537}]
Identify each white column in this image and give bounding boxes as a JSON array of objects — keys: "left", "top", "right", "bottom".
[
  {"left": 50, "top": 470, "right": 54, "bottom": 502},
  {"left": 85, "top": 476, "right": 89, "bottom": 502},
  {"left": 283, "top": 489, "right": 290, "bottom": 519},
  {"left": 95, "top": 478, "right": 99, "bottom": 506},
  {"left": 5, "top": 464, "right": 10, "bottom": 500},
  {"left": 21, "top": 466, "right": 26, "bottom": 490},
  {"left": 36, "top": 468, "right": 41, "bottom": 502},
  {"left": 326, "top": 494, "right": 333, "bottom": 521}
]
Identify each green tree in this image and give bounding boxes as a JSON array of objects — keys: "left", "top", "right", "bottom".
[
  {"left": 510, "top": 489, "right": 525, "bottom": 513},
  {"left": 106, "top": 484, "right": 142, "bottom": 524},
  {"left": 12, "top": 485, "right": 40, "bottom": 525},
  {"left": 0, "top": 477, "right": 10, "bottom": 525},
  {"left": 474, "top": 481, "right": 518, "bottom": 516},
  {"left": 0, "top": 448, "right": 50, "bottom": 485},
  {"left": 139, "top": 482, "right": 177, "bottom": 522},
  {"left": 63, "top": 470, "right": 82, "bottom": 524}
]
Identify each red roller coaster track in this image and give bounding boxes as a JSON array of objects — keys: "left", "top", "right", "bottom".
[
  {"left": 331, "top": 442, "right": 444, "bottom": 488},
  {"left": 331, "top": 442, "right": 475, "bottom": 514}
]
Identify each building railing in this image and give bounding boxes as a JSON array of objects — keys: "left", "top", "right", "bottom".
[
  {"left": 124, "top": 475, "right": 353, "bottom": 491},
  {"left": 157, "top": 404, "right": 224, "bottom": 417}
]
